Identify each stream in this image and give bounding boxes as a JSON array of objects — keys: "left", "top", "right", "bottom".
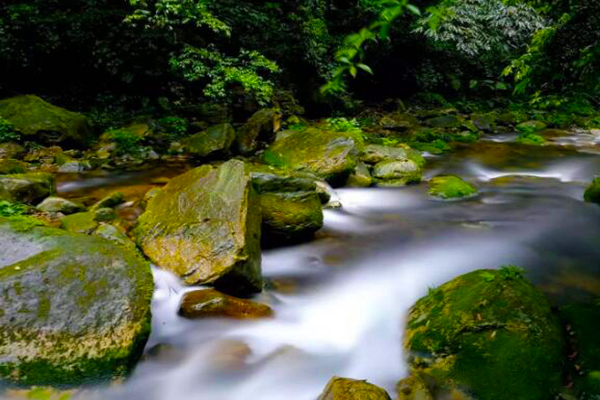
[{"left": 18, "top": 131, "right": 600, "bottom": 399}]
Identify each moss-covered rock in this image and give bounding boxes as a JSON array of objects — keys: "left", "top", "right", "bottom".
[
  {"left": 182, "top": 123, "right": 235, "bottom": 158},
  {"left": 347, "top": 162, "right": 373, "bottom": 187},
  {"left": 0, "top": 173, "right": 55, "bottom": 204},
  {"left": 92, "top": 223, "right": 137, "bottom": 251},
  {"left": 0, "top": 159, "right": 28, "bottom": 175},
  {"left": 36, "top": 197, "right": 86, "bottom": 215},
  {"left": 584, "top": 178, "right": 600, "bottom": 204},
  {"left": 236, "top": 109, "right": 278, "bottom": 155},
  {"left": 425, "top": 115, "right": 464, "bottom": 129},
  {"left": 317, "top": 377, "right": 391, "bottom": 400},
  {"left": 361, "top": 145, "right": 425, "bottom": 168},
  {"left": 470, "top": 113, "right": 496, "bottom": 133},
  {"left": 428, "top": 175, "right": 478, "bottom": 200},
  {"left": 560, "top": 301, "right": 600, "bottom": 399},
  {"left": 396, "top": 374, "right": 434, "bottom": 400},
  {"left": 60, "top": 211, "right": 98, "bottom": 234},
  {"left": 516, "top": 120, "right": 547, "bottom": 133},
  {"left": 133, "top": 160, "right": 262, "bottom": 295},
  {"left": 0, "top": 95, "right": 92, "bottom": 147},
  {"left": 0, "top": 142, "right": 25, "bottom": 160},
  {"left": 372, "top": 160, "right": 421, "bottom": 187},
  {"left": 264, "top": 127, "right": 359, "bottom": 186},
  {"left": 404, "top": 268, "right": 564, "bottom": 400},
  {"left": 0, "top": 218, "right": 153, "bottom": 386},
  {"left": 178, "top": 289, "right": 273, "bottom": 319},
  {"left": 516, "top": 132, "right": 546, "bottom": 146},
  {"left": 90, "top": 191, "right": 125, "bottom": 211}
]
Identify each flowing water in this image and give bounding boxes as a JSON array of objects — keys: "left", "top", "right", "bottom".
[{"left": 7, "top": 132, "right": 600, "bottom": 399}]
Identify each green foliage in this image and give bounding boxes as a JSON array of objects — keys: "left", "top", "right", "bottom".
[
  {"left": 26, "top": 387, "right": 71, "bottom": 400},
  {"left": 516, "top": 132, "right": 546, "bottom": 146},
  {"left": 109, "top": 129, "right": 143, "bottom": 155},
  {"left": 156, "top": 116, "right": 189, "bottom": 140},
  {"left": 0, "top": 117, "right": 20, "bottom": 143},
  {"left": 499, "top": 265, "right": 525, "bottom": 280},
  {"left": 324, "top": 117, "right": 366, "bottom": 148},
  {"left": 0, "top": 201, "right": 29, "bottom": 217}
]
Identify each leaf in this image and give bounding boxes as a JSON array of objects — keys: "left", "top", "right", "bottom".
[
  {"left": 480, "top": 271, "right": 496, "bottom": 282},
  {"left": 349, "top": 65, "right": 358, "bottom": 78},
  {"left": 356, "top": 63, "right": 374, "bottom": 74},
  {"left": 406, "top": 4, "right": 421, "bottom": 16}
]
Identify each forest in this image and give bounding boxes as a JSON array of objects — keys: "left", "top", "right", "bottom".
[{"left": 1, "top": 1, "right": 600, "bottom": 400}]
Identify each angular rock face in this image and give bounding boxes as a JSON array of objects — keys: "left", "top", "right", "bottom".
[
  {"left": 264, "top": 128, "right": 359, "bottom": 186},
  {"left": 236, "top": 109, "right": 278, "bottom": 155},
  {"left": 0, "top": 218, "right": 153, "bottom": 386},
  {"left": 178, "top": 289, "right": 273, "bottom": 319},
  {"left": 347, "top": 162, "right": 373, "bottom": 188},
  {"left": 134, "top": 160, "right": 262, "bottom": 295},
  {"left": 0, "top": 173, "right": 55, "bottom": 204},
  {"left": 183, "top": 123, "right": 236, "bottom": 158},
  {"left": 0, "top": 95, "right": 92, "bottom": 147},
  {"left": 317, "top": 377, "right": 391, "bottom": 400},
  {"left": 403, "top": 268, "right": 564, "bottom": 400}
]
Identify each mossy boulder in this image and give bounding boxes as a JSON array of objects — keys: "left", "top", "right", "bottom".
[
  {"left": 60, "top": 212, "right": 99, "bottom": 234},
  {"left": 178, "top": 289, "right": 273, "bottom": 319},
  {"left": 0, "top": 143, "right": 25, "bottom": 160},
  {"left": 0, "top": 218, "right": 153, "bottom": 386},
  {"left": 92, "top": 223, "right": 137, "bottom": 251},
  {"left": 470, "top": 113, "right": 496, "bottom": 133},
  {"left": 133, "top": 160, "right": 262, "bottom": 295},
  {"left": 0, "top": 173, "right": 55, "bottom": 204},
  {"left": 91, "top": 191, "right": 125, "bottom": 211},
  {"left": 372, "top": 160, "right": 421, "bottom": 187},
  {"left": 0, "top": 95, "right": 92, "bottom": 147},
  {"left": 425, "top": 115, "right": 464, "bottom": 129},
  {"left": 517, "top": 120, "right": 547, "bottom": 133},
  {"left": 36, "top": 197, "right": 86, "bottom": 215},
  {"left": 347, "top": 162, "right": 373, "bottom": 187},
  {"left": 317, "top": 377, "right": 391, "bottom": 400},
  {"left": 361, "top": 145, "right": 425, "bottom": 168},
  {"left": 264, "top": 127, "right": 359, "bottom": 186},
  {"left": 516, "top": 132, "right": 546, "bottom": 146},
  {"left": 0, "top": 159, "right": 28, "bottom": 175},
  {"left": 560, "top": 302, "right": 600, "bottom": 398},
  {"left": 404, "top": 268, "right": 564, "bottom": 400},
  {"left": 428, "top": 175, "right": 478, "bottom": 200},
  {"left": 182, "top": 123, "right": 235, "bottom": 158},
  {"left": 584, "top": 178, "right": 600, "bottom": 204},
  {"left": 236, "top": 109, "right": 278, "bottom": 155}
]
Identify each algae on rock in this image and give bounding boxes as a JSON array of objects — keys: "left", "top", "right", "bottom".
[
  {"left": 317, "top": 376, "right": 391, "bottom": 400},
  {"left": 428, "top": 175, "right": 478, "bottom": 199}
]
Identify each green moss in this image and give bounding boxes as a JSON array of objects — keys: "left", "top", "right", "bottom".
[
  {"left": 516, "top": 132, "right": 546, "bottom": 146},
  {"left": 428, "top": 175, "right": 478, "bottom": 200},
  {"left": 260, "top": 191, "right": 323, "bottom": 243},
  {"left": 584, "top": 178, "right": 600, "bottom": 204}
]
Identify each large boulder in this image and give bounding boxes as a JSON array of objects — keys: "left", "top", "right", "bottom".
[
  {"left": 428, "top": 175, "right": 478, "bottom": 200},
  {"left": 0, "top": 173, "right": 55, "bottom": 204},
  {"left": 584, "top": 178, "right": 600, "bottom": 204},
  {"left": 264, "top": 128, "right": 359, "bottom": 186},
  {"left": 0, "top": 95, "right": 92, "bottom": 147},
  {"left": 133, "top": 160, "right": 262, "bottom": 295},
  {"left": 236, "top": 109, "right": 278, "bottom": 155},
  {"left": 317, "top": 377, "right": 391, "bottom": 400},
  {"left": 403, "top": 268, "right": 564, "bottom": 400},
  {"left": 0, "top": 218, "right": 153, "bottom": 386},
  {"left": 182, "top": 123, "right": 235, "bottom": 158},
  {"left": 372, "top": 160, "right": 421, "bottom": 187}
]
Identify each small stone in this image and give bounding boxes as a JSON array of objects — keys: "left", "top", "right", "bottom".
[
  {"left": 178, "top": 289, "right": 273, "bottom": 319},
  {"left": 91, "top": 191, "right": 125, "bottom": 210},
  {"left": 317, "top": 377, "right": 391, "bottom": 400},
  {"left": 93, "top": 207, "right": 116, "bottom": 222},
  {"left": 428, "top": 175, "right": 478, "bottom": 200},
  {"left": 37, "top": 196, "right": 86, "bottom": 215}
]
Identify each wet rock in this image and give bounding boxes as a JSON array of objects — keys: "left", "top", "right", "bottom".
[
  {"left": 0, "top": 142, "right": 25, "bottom": 160},
  {"left": 60, "top": 211, "right": 98, "bottom": 234},
  {"left": 347, "top": 162, "right": 373, "bottom": 187},
  {"left": 584, "top": 178, "right": 600, "bottom": 204},
  {"left": 264, "top": 127, "right": 359, "bottom": 186},
  {"left": 179, "top": 289, "right": 273, "bottom": 319},
  {"left": 23, "top": 146, "right": 64, "bottom": 164},
  {"left": 93, "top": 207, "right": 116, "bottom": 222},
  {"left": 497, "top": 112, "right": 517, "bottom": 126},
  {"left": 0, "top": 173, "right": 55, "bottom": 204},
  {"left": 134, "top": 160, "right": 262, "bottom": 295},
  {"left": 517, "top": 120, "right": 547, "bottom": 133},
  {"left": 91, "top": 191, "right": 125, "bottom": 211},
  {"left": 428, "top": 175, "right": 477, "bottom": 199},
  {"left": 236, "top": 109, "right": 279, "bottom": 155},
  {"left": 0, "top": 159, "right": 28, "bottom": 174},
  {"left": 93, "top": 222, "right": 137, "bottom": 251},
  {"left": 57, "top": 160, "right": 91, "bottom": 173},
  {"left": 379, "top": 113, "right": 418, "bottom": 131},
  {"left": 396, "top": 375, "right": 433, "bottom": 400},
  {"left": 516, "top": 132, "right": 546, "bottom": 146},
  {"left": 0, "top": 218, "right": 153, "bottom": 385},
  {"left": 470, "top": 113, "right": 496, "bottom": 132},
  {"left": 361, "top": 145, "right": 425, "bottom": 167},
  {"left": 317, "top": 377, "right": 391, "bottom": 400},
  {"left": 372, "top": 160, "right": 421, "bottom": 187},
  {"left": 315, "top": 180, "right": 335, "bottom": 205},
  {"left": 182, "top": 123, "right": 235, "bottom": 158},
  {"left": 0, "top": 95, "right": 92, "bottom": 147},
  {"left": 36, "top": 196, "right": 86, "bottom": 215},
  {"left": 425, "top": 115, "right": 464, "bottom": 129},
  {"left": 404, "top": 268, "right": 564, "bottom": 400}
]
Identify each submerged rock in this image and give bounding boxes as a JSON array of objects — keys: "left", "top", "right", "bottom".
[
  {"left": 182, "top": 123, "right": 235, "bottom": 158},
  {"left": 584, "top": 178, "right": 600, "bottom": 204},
  {"left": 372, "top": 160, "right": 421, "bottom": 187},
  {"left": 0, "top": 95, "right": 92, "bottom": 147},
  {"left": 404, "top": 268, "right": 564, "bottom": 400},
  {"left": 179, "top": 289, "right": 273, "bottom": 319},
  {"left": 36, "top": 196, "right": 86, "bottom": 215},
  {"left": 347, "top": 162, "right": 373, "bottom": 187},
  {"left": 428, "top": 175, "right": 477, "bottom": 199},
  {"left": 0, "top": 173, "right": 55, "bottom": 204},
  {"left": 236, "top": 108, "right": 278, "bottom": 155},
  {"left": 317, "top": 377, "right": 391, "bottom": 400},
  {"left": 134, "top": 160, "right": 262, "bottom": 295},
  {"left": 0, "top": 218, "right": 153, "bottom": 385},
  {"left": 264, "top": 128, "right": 359, "bottom": 185}
]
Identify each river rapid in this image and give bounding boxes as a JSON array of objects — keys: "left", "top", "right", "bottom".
[{"left": 11, "top": 131, "right": 600, "bottom": 400}]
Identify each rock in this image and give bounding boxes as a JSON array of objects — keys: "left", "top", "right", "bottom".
[
  {"left": 372, "top": 160, "right": 421, "bottom": 186},
  {"left": 23, "top": 146, "right": 64, "bottom": 164},
  {"left": 428, "top": 175, "right": 477, "bottom": 199},
  {"left": 584, "top": 178, "right": 600, "bottom": 204},
  {"left": 517, "top": 120, "right": 547, "bottom": 133},
  {"left": 36, "top": 197, "right": 86, "bottom": 215},
  {"left": 236, "top": 109, "right": 278, "bottom": 155},
  {"left": 315, "top": 180, "right": 334, "bottom": 205},
  {"left": 91, "top": 191, "right": 125, "bottom": 211},
  {"left": 0, "top": 95, "right": 92, "bottom": 147},
  {"left": 516, "top": 132, "right": 546, "bottom": 146},
  {"left": 93, "top": 207, "right": 116, "bottom": 222},
  {"left": 60, "top": 211, "right": 98, "bottom": 234},
  {"left": 0, "top": 173, "right": 55, "bottom": 204},
  {"left": 347, "top": 162, "right": 373, "bottom": 187},
  {"left": 560, "top": 302, "right": 600, "bottom": 398},
  {"left": 0, "top": 218, "right": 153, "bottom": 385},
  {"left": 182, "top": 123, "right": 235, "bottom": 158},
  {"left": 264, "top": 128, "right": 359, "bottom": 185},
  {"left": 133, "top": 160, "right": 262, "bottom": 294},
  {"left": 379, "top": 113, "right": 418, "bottom": 131},
  {"left": 141, "top": 187, "right": 162, "bottom": 209},
  {"left": 470, "top": 113, "right": 496, "bottom": 132},
  {"left": 93, "top": 223, "right": 137, "bottom": 251},
  {"left": 425, "top": 115, "right": 464, "bottom": 128},
  {"left": 404, "top": 268, "right": 564, "bottom": 400},
  {"left": 361, "top": 144, "right": 425, "bottom": 167},
  {"left": 497, "top": 112, "right": 517, "bottom": 126},
  {"left": 0, "top": 142, "right": 25, "bottom": 160},
  {"left": 590, "top": 129, "right": 600, "bottom": 137},
  {"left": 396, "top": 375, "right": 433, "bottom": 400},
  {"left": 178, "top": 289, "right": 273, "bottom": 319},
  {"left": 57, "top": 160, "right": 91, "bottom": 173},
  {"left": 0, "top": 159, "right": 28, "bottom": 174},
  {"left": 317, "top": 377, "right": 391, "bottom": 400}
]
